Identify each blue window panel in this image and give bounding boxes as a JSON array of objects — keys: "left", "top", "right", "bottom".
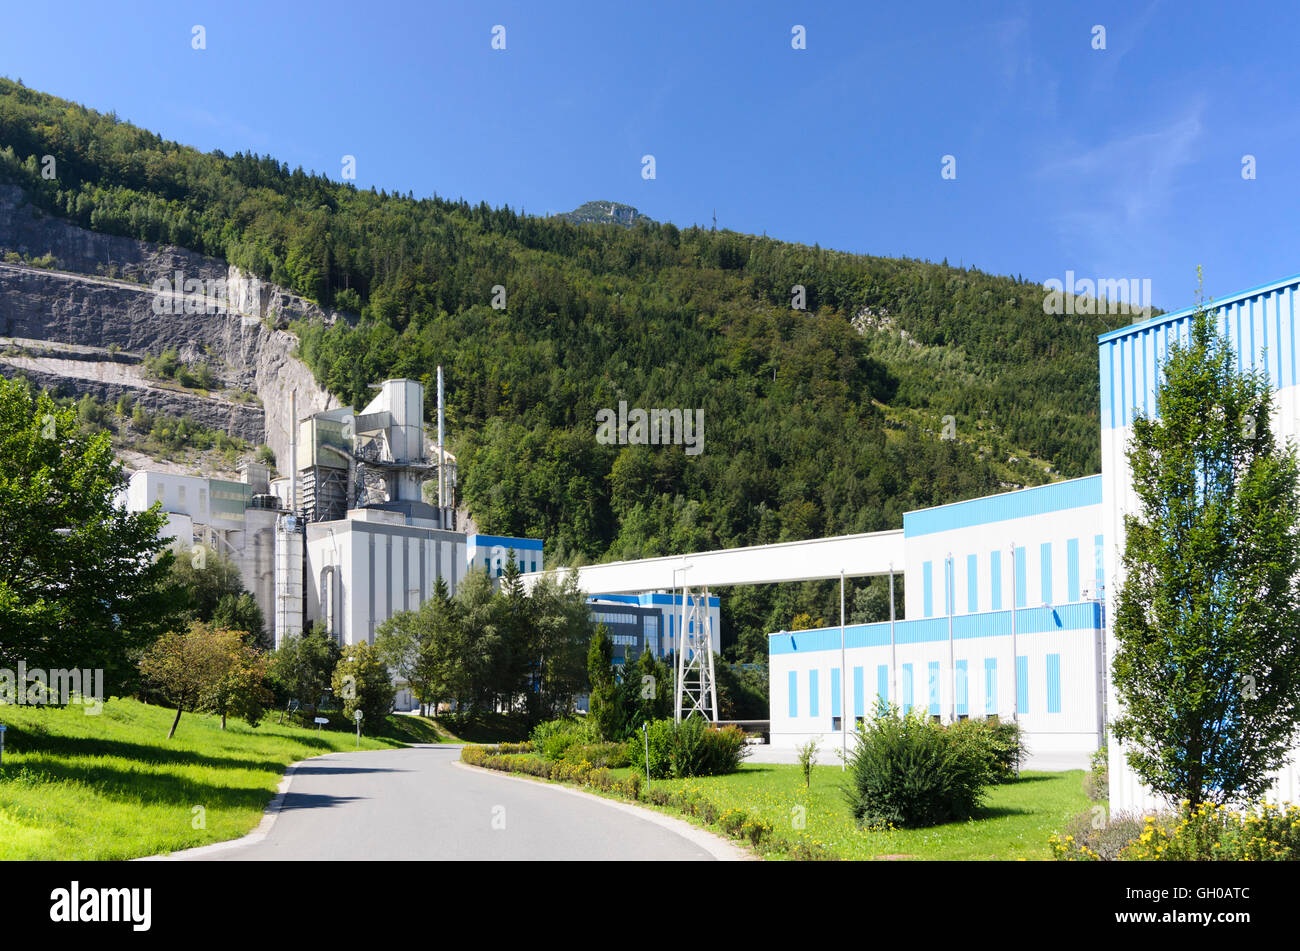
[
  {"left": 788, "top": 671, "right": 798, "bottom": 718},
  {"left": 902, "top": 663, "right": 914, "bottom": 713},
  {"left": 984, "top": 658, "right": 997, "bottom": 714},
  {"left": 1016, "top": 655, "right": 1029, "bottom": 713},
  {"left": 831, "top": 668, "right": 842, "bottom": 717},
  {"left": 875, "top": 664, "right": 888, "bottom": 708},
  {"left": 1067, "top": 538, "right": 1080, "bottom": 603},
  {"left": 1094, "top": 534, "right": 1105, "bottom": 595},
  {"left": 990, "top": 551, "right": 1002, "bottom": 610},
  {"left": 1046, "top": 654, "right": 1062, "bottom": 714},
  {"left": 945, "top": 558, "right": 954, "bottom": 615},
  {"left": 927, "top": 661, "right": 940, "bottom": 716},
  {"left": 923, "top": 562, "right": 933, "bottom": 618},
  {"left": 1015, "top": 547, "right": 1027, "bottom": 608},
  {"left": 966, "top": 554, "right": 978, "bottom": 613},
  {"left": 1040, "top": 543, "right": 1052, "bottom": 605},
  {"left": 809, "top": 669, "right": 819, "bottom": 717},
  {"left": 854, "top": 666, "right": 865, "bottom": 717},
  {"left": 955, "top": 659, "right": 968, "bottom": 716}
]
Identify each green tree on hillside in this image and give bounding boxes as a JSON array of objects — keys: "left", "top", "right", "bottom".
[
  {"left": 1111, "top": 287, "right": 1300, "bottom": 806},
  {"left": 269, "top": 627, "right": 341, "bottom": 716},
  {"left": 331, "top": 640, "right": 395, "bottom": 726}
]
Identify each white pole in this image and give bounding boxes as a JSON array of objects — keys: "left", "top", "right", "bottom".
[
  {"left": 888, "top": 565, "right": 897, "bottom": 711},
  {"left": 1010, "top": 542, "right": 1020, "bottom": 778},
  {"left": 840, "top": 569, "right": 846, "bottom": 770},
  {"left": 948, "top": 553, "right": 955, "bottom": 723}
]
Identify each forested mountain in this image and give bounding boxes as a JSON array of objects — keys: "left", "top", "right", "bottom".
[
  {"left": 0, "top": 78, "right": 1140, "bottom": 660},
  {"left": 558, "top": 201, "right": 646, "bottom": 226}
]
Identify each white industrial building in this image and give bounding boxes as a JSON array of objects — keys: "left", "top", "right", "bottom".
[
  {"left": 767, "top": 476, "right": 1107, "bottom": 762},
  {"left": 124, "top": 377, "right": 543, "bottom": 679}
]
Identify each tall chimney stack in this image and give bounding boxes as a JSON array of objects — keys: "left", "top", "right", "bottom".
[
  {"left": 437, "top": 365, "right": 445, "bottom": 514},
  {"left": 289, "top": 390, "right": 298, "bottom": 514}
]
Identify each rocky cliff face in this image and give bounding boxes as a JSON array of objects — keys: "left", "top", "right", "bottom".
[{"left": 0, "top": 184, "right": 343, "bottom": 469}]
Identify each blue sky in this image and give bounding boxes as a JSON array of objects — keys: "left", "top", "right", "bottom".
[{"left": 2, "top": 0, "right": 1298, "bottom": 311}]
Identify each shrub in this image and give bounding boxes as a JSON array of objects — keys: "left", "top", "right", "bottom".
[
  {"left": 741, "top": 816, "right": 773, "bottom": 848},
  {"left": 844, "top": 705, "right": 989, "bottom": 828},
  {"left": 1119, "top": 801, "right": 1300, "bottom": 861},
  {"left": 530, "top": 717, "right": 599, "bottom": 761},
  {"left": 561, "top": 741, "right": 631, "bottom": 768},
  {"left": 1049, "top": 807, "right": 1146, "bottom": 861},
  {"left": 646, "top": 787, "right": 672, "bottom": 807},
  {"left": 946, "top": 716, "right": 1024, "bottom": 785},
  {"left": 628, "top": 717, "right": 749, "bottom": 779},
  {"left": 1085, "top": 745, "right": 1109, "bottom": 801},
  {"left": 719, "top": 808, "right": 748, "bottom": 837}
]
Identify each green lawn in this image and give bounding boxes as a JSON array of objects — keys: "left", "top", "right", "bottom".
[
  {"left": 0, "top": 698, "right": 435, "bottom": 860},
  {"left": 633, "top": 763, "right": 1090, "bottom": 860}
]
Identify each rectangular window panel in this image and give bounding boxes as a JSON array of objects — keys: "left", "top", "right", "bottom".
[
  {"left": 955, "top": 659, "right": 968, "bottom": 716},
  {"left": 831, "top": 668, "right": 841, "bottom": 717},
  {"left": 1017, "top": 655, "right": 1029, "bottom": 713},
  {"left": 1067, "top": 538, "right": 1080, "bottom": 603},
  {"left": 927, "top": 661, "right": 941, "bottom": 717},
  {"left": 990, "top": 551, "right": 1002, "bottom": 610},
  {"left": 985, "top": 658, "right": 998, "bottom": 715},
  {"left": 1046, "top": 654, "right": 1062, "bottom": 714},
  {"left": 875, "top": 664, "right": 888, "bottom": 710},
  {"left": 1094, "top": 534, "right": 1105, "bottom": 596},
  {"left": 967, "top": 554, "right": 978, "bottom": 613},
  {"left": 1040, "top": 542, "right": 1053, "bottom": 605},
  {"left": 788, "top": 671, "right": 798, "bottom": 718},
  {"left": 923, "top": 562, "right": 933, "bottom": 618},
  {"left": 809, "top": 669, "right": 820, "bottom": 718},
  {"left": 902, "top": 663, "right": 914, "bottom": 714},
  {"left": 1015, "top": 547, "right": 1027, "bottom": 608},
  {"left": 854, "top": 666, "right": 865, "bottom": 717}
]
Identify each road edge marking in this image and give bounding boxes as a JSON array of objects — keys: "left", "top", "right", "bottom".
[
  {"left": 137, "top": 749, "right": 357, "bottom": 861},
  {"left": 452, "top": 760, "right": 754, "bottom": 861}
]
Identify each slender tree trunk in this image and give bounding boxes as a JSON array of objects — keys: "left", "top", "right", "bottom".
[{"left": 168, "top": 704, "right": 183, "bottom": 740}]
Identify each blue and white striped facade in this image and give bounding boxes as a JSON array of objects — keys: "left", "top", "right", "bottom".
[
  {"left": 466, "top": 533, "right": 544, "bottom": 577},
  {"left": 769, "top": 477, "right": 1108, "bottom": 759},
  {"left": 1101, "top": 274, "right": 1300, "bottom": 811},
  {"left": 588, "top": 592, "right": 721, "bottom": 658}
]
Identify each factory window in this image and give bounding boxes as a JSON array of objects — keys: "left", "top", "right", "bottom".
[
  {"left": 901, "top": 663, "right": 914, "bottom": 714},
  {"left": 927, "top": 661, "right": 940, "bottom": 717},
  {"left": 1040, "top": 542, "right": 1053, "bottom": 605},
  {"left": 1067, "top": 538, "right": 1080, "bottom": 602},
  {"left": 989, "top": 550, "right": 1002, "bottom": 610},
  {"left": 1016, "top": 655, "right": 1029, "bottom": 713},
  {"left": 809, "top": 669, "right": 819, "bottom": 717},
  {"left": 1015, "top": 547, "right": 1027, "bottom": 608},
  {"left": 832, "top": 716, "right": 842, "bottom": 731},
  {"left": 1094, "top": 534, "right": 1105, "bottom": 596},
  {"left": 1046, "top": 654, "right": 1062, "bottom": 714},
  {"left": 966, "top": 554, "right": 978, "bottom": 613},
  {"left": 831, "top": 667, "right": 841, "bottom": 717},
  {"left": 199, "top": 488, "right": 207, "bottom": 516},
  {"left": 853, "top": 666, "right": 865, "bottom": 717},
  {"left": 178, "top": 485, "right": 186, "bottom": 505},
  {"left": 788, "top": 671, "right": 798, "bottom": 718},
  {"left": 855, "top": 716, "right": 864, "bottom": 728},
  {"left": 955, "top": 659, "right": 968, "bottom": 716},
  {"left": 876, "top": 664, "right": 888, "bottom": 707},
  {"left": 922, "top": 562, "right": 933, "bottom": 618},
  {"left": 984, "top": 658, "right": 997, "bottom": 715}
]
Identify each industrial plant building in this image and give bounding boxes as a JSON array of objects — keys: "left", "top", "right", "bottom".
[{"left": 763, "top": 271, "right": 1300, "bottom": 812}]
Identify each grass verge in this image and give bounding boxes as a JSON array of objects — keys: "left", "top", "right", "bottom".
[{"left": 0, "top": 697, "right": 422, "bottom": 859}]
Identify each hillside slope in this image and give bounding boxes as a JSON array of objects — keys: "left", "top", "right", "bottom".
[{"left": 0, "top": 78, "right": 1139, "bottom": 656}]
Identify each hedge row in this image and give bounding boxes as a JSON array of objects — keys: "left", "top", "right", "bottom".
[{"left": 460, "top": 743, "right": 836, "bottom": 859}]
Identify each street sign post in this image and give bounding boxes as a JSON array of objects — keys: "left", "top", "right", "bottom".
[
  {"left": 353, "top": 709, "right": 363, "bottom": 747},
  {"left": 313, "top": 716, "right": 328, "bottom": 731}
]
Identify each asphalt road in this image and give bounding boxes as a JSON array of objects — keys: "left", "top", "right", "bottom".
[{"left": 168, "top": 744, "right": 727, "bottom": 861}]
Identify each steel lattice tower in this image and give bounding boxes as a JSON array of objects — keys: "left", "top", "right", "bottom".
[{"left": 674, "top": 586, "right": 719, "bottom": 722}]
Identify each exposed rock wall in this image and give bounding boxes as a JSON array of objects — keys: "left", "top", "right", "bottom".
[{"left": 0, "top": 184, "right": 346, "bottom": 470}]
